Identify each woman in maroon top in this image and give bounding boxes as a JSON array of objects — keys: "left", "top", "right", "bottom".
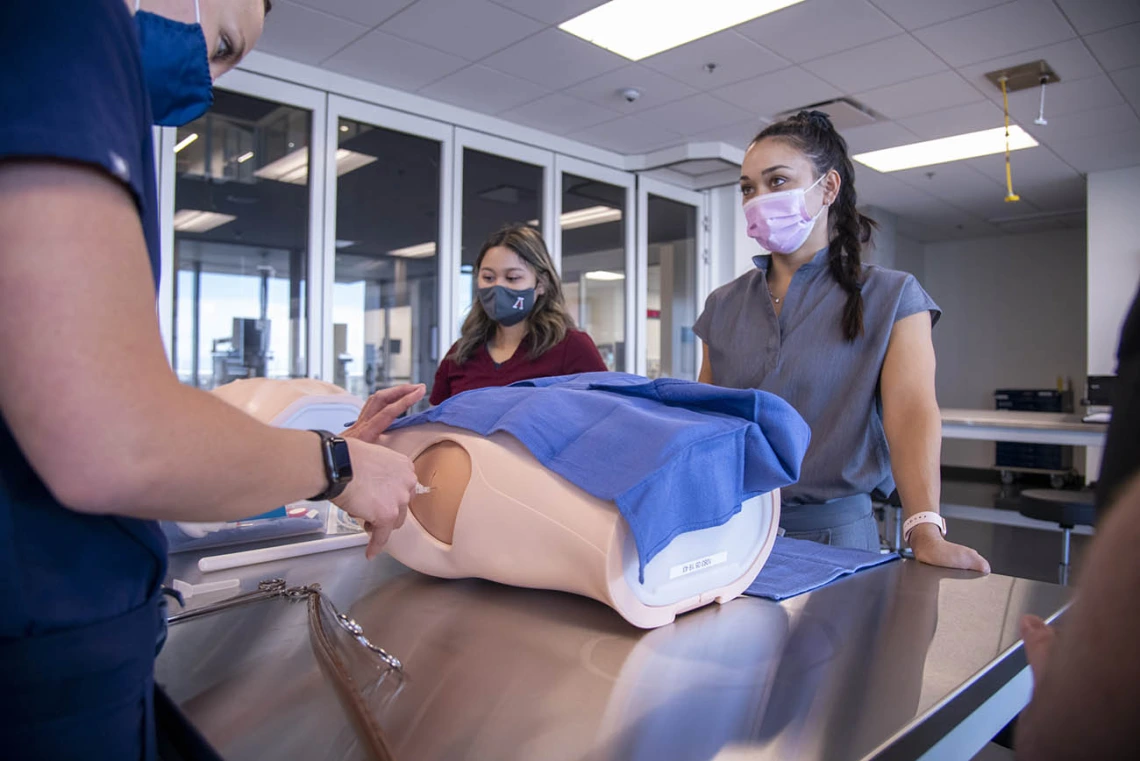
[{"left": 432, "top": 224, "right": 607, "bottom": 405}]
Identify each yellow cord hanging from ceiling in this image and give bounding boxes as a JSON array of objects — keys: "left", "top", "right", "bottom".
[{"left": 1000, "top": 76, "right": 1020, "bottom": 202}]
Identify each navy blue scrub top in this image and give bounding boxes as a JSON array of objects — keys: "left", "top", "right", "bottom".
[{"left": 0, "top": 0, "right": 167, "bottom": 638}]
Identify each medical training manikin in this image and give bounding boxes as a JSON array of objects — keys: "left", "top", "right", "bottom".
[{"left": 209, "top": 375, "right": 808, "bottom": 629}]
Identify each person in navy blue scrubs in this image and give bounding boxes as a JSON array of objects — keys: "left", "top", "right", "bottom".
[{"left": 0, "top": 2, "right": 423, "bottom": 758}]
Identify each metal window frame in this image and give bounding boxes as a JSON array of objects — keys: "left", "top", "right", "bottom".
[
  {"left": 322, "top": 95, "right": 454, "bottom": 382},
  {"left": 636, "top": 176, "right": 710, "bottom": 378}
]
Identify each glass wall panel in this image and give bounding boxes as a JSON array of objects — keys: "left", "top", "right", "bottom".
[
  {"left": 172, "top": 90, "right": 310, "bottom": 388},
  {"left": 331, "top": 118, "right": 441, "bottom": 398},
  {"left": 646, "top": 195, "right": 698, "bottom": 380},
  {"left": 560, "top": 173, "right": 626, "bottom": 371},
  {"left": 457, "top": 149, "right": 543, "bottom": 326}
]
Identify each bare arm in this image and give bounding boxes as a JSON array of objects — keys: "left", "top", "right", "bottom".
[
  {"left": 699, "top": 343, "right": 714, "bottom": 384},
  {"left": 881, "top": 311, "right": 989, "bottom": 572},
  {"left": 0, "top": 161, "right": 414, "bottom": 537},
  {"left": 1016, "top": 476, "right": 1140, "bottom": 760}
]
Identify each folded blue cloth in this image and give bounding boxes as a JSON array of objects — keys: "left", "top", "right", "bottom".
[
  {"left": 745, "top": 536, "right": 899, "bottom": 601},
  {"left": 391, "top": 372, "right": 810, "bottom": 579}
]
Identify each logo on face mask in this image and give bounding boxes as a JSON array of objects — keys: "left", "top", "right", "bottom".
[{"left": 478, "top": 285, "right": 536, "bottom": 327}]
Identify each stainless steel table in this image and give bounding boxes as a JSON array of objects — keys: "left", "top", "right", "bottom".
[
  {"left": 157, "top": 548, "right": 1068, "bottom": 761},
  {"left": 941, "top": 408, "right": 1108, "bottom": 448}
]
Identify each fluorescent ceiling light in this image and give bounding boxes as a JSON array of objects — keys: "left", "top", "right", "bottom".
[
  {"left": 585, "top": 270, "right": 625, "bottom": 281},
  {"left": 560, "top": 0, "right": 805, "bottom": 61},
  {"left": 237, "top": 151, "right": 255, "bottom": 164},
  {"left": 174, "top": 133, "right": 198, "bottom": 153},
  {"left": 173, "top": 209, "right": 236, "bottom": 233},
  {"left": 254, "top": 148, "right": 377, "bottom": 185},
  {"left": 853, "top": 126, "right": 1039, "bottom": 173},
  {"left": 388, "top": 242, "right": 437, "bottom": 258},
  {"left": 335, "top": 239, "right": 357, "bottom": 249},
  {"left": 561, "top": 205, "right": 622, "bottom": 230}
]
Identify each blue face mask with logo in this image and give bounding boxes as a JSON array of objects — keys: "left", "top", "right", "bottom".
[
  {"left": 134, "top": 0, "right": 214, "bottom": 127},
  {"left": 478, "top": 285, "right": 536, "bottom": 327}
]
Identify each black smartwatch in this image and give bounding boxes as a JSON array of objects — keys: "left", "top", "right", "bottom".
[{"left": 309, "top": 429, "right": 353, "bottom": 502}]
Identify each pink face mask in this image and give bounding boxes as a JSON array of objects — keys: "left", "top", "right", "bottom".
[{"left": 743, "top": 174, "right": 828, "bottom": 254}]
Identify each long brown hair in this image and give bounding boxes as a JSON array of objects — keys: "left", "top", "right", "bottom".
[
  {"left": 753, "top": 110, "right": 876, "bottom": 342},
  {"left": 450, "top": 224, "right": 575, "bottom": 364}
]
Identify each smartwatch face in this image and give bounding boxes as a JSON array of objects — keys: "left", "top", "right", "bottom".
[{"left": 330, "top": 437, "right": 353, "bottom": 482}]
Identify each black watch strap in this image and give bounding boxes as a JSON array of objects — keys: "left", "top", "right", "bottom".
[{"left": 308, "top": 429, "right": 353, "bottom": 502}]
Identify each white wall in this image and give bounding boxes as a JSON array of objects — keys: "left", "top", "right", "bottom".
[
  {"left": 1088, "top": 166, "right": 1140, "bottom": 376},
  {"left": 923, "top": 229, "right": 1088, "bottom": 469}
]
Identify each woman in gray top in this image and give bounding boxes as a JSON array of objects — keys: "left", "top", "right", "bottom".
[{"left": 694, "top": 111, "right": 988, "bottom": 573}]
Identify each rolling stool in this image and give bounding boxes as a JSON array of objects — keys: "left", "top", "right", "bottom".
[{"left": 1018, "top": 489, "right": 1096, "bottom": 585}]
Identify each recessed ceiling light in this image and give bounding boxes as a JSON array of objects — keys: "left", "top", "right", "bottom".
[
  {"left": 174, "top": 133, "right": 199, "bottom": 153},
  {"left": 585, "top": 270, "right": 625, "bottom": 281},
  {"left": 559, "top": 0, "right": 805, "bottom": 61},
  {"left": 254, "top": 148, "right": 377, "bottom": 184},
  {"left": 388, "top": 242, "right": 437, "bottom": 258},
  {"left": 173, "top": 209, "right": 236, "bottom": 233},
  {"left": 852, "top": 126, "right": 1038, "bottom": 173},
  {"left": 339, "top": 124, "right": 350, "bottom": 132}
]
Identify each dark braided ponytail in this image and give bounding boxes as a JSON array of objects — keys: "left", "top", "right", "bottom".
[{"left": 753, "top": 110, "right": 876, "bottom": 341}]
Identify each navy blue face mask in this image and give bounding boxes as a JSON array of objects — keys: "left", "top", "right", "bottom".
[{"left": 134, "top": 0, "right": 214, "bottom": 127}]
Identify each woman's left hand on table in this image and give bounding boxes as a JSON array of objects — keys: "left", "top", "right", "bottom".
[{"left": 909, "top": 523, "right": 991, "bottom": 573}]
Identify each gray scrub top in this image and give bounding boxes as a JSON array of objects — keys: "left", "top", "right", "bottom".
[{"left": 693, "top": 246, "right": 940, "bottom": 505}]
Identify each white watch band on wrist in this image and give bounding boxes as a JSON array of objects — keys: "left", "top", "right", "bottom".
[{"left": 903, "top": 511, "right": 947, "bottom": 544}]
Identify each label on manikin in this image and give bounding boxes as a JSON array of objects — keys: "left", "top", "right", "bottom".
[{"left": 669, "top": 551, "right": 728, "bottom": 580}]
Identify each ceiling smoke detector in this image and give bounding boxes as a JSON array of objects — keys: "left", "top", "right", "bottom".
[{"left": 773, "top": 97, "right": 880, "bottom": 130}]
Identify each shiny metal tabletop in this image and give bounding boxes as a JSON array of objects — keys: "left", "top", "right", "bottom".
[{"left": 157, "top": 547, "right": 1068, "bottom": 761}]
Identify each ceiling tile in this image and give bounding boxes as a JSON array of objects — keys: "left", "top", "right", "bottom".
[
  {"left": 803, "top": 35, "right": 946, "bottom": 92},
  {"left": 569, "top": 115, "right": 685, "bottom": 154},
  {"left": 499, "top": 93, "right": 620, "bottom": 134},
  {"left": 857, "top": 71, "right": 986, "bottom": 120},
  {"left": 854, "top": 166, "right": 942, "bottom": 210},
  {"left": 636, "top": 93, "right": 756, "bottom": 136},
  {"left": 1011, "top": 174, "right": 1086, "bottom": 212},
  {"left": 1113, "top": 66, "right": 1140, "bottom": 109},
  {"left": 291, "top": 0, "right": 414, "bottom": 27},
  {"left": 714, "top": 67, "right": 842, "bottom": 122},
  {"left": 913, "top": 0, "right": 1075, "bottom": 67},
  {"left": 489, "top": 0, "right": 606, "bottom": 25},
  {"left": 891, "top": 162, "right": 1007, "bottom": 207},
  {"left": 323, "top": 29, "right": 468, "bottom": 90},
  {"left": 417, "top": 65, "right": 550, "bottom": 114},
  {"left": 1022, "top": 101, "right": 1139, "bottom": 144},
  {"left": 1050, "top": 127, "right": 1140, "bottom": 173},
  {"left": 842, "top": 121, "right": 922, "bottom": 153},
  {"left": 1007, "top": 74, "right": 1124, "bottom": 124},
  {"left": 255, "top": 1, "right": 368, "bottom": 65},
  {"left": 898, "top": 100, "right": 1008, "bottom": 139},
  {"left": 690, "top": 119, "right": 768, "bottom": 149},
  {"left": 964, "top": 145, "right": 1079, "bottom": 187},
  {"left": 1056, "top": 0, "right": 1140, "bottom": 35},
  {"left": 563, "top": 64, "right": 698, "bottom": 114},
  {"left": 958, "top": 38, "right": 1106, "bottom": 96},
  {"left": 1084, "top": 22, "right": 1140, "bottom": 72},
  {"left": 641, "top": 31, "right": 789, "bottom": 89},
  {"left": 482, "top": 28, "right": 627, "bottom": 90},
  {"left": 381, "top": 0, "right": 543, "bottom": 62},
  {"left": 735, "top": 0, "right": 901, "bottom": 64},
  {"left": 867, "top": 0, "right": 1013, "bottom": 31}
]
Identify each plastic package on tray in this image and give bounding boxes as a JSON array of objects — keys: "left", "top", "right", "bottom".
[{"left": 163, "top": 500, "right": 334, "bottom": 553}]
